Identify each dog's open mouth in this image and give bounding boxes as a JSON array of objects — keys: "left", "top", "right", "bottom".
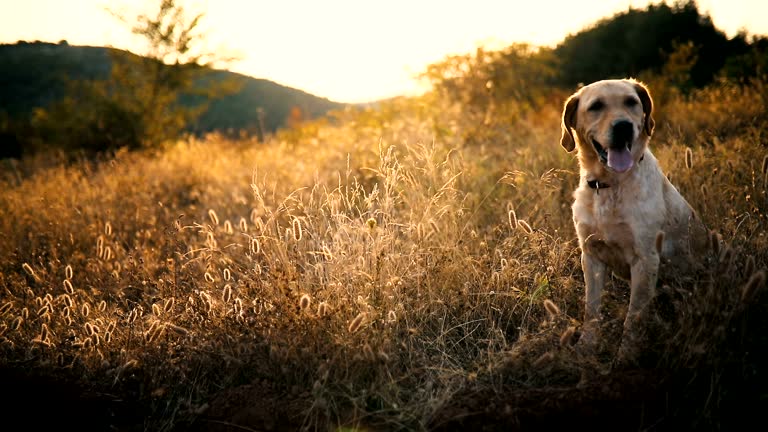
[
  {"left": 592, "top": 138, "right": 608, "bottom": 163},
  {"left": 592, "top": 138, "right": 634, "bottom": 173}
]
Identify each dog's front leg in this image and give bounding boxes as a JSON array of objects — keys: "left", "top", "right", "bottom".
[
  {"left": 578, "top": 251, "right": 605, "bottom": 348},
  {"left": 617, "top": 253, "right": 660, "bottom": 362}
]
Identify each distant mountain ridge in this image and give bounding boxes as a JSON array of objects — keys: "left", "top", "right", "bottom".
[{"left": 0, "top": 41, "right": 345, "bottom": 135}]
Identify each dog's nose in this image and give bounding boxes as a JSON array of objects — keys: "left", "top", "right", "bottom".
[{"left": 611, "top": 120, "right": 634, "bottom": 148}]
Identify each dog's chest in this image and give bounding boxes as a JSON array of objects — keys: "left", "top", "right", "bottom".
[
  {"left": 592, "top": 192, "right": 636, "bottom": 246},
  {"left": 575, "top": 183, "right": 661, "bottom": 253}
]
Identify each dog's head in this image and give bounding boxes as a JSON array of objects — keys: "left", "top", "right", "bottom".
[{"left": 560, "top": 79, "right": 655, "bottom": 174}]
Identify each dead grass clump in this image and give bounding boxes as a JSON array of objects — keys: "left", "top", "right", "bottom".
[{"left": 1, "top": 76, "right": 767, "bottom": 431}]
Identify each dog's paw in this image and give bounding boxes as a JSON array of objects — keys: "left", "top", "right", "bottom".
[
  {"left": 613, "top": 342, "right": 640, "bottom": 369},
  {"left": 575, "top": 329, "right": 598, "bottom": 355}
]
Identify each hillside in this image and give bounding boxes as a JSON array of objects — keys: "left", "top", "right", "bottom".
[{"left": 0, "top": 41, "right": 344, "bottom": 135}]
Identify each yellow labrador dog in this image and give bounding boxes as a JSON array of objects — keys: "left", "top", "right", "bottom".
[{"left": 560, "top": 78, "right": 708, "bottom": 361}]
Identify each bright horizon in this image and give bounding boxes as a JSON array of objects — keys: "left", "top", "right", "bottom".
[{"left": 1, "top": 0, "right": 766, "bottom": 103}]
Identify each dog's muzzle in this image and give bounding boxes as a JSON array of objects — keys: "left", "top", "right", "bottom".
[{"left": 592, "top": 121, "right": 636, "bottom": 173}]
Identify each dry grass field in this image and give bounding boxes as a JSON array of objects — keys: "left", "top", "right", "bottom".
[{"left": 1, "top": 78, "right": 767, "bottom": 431}]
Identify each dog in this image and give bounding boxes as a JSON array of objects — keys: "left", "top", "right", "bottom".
[{"left": 560, "top": 78, "right": 709, "bottom": 361}]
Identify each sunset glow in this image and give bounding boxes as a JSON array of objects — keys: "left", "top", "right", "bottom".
[{"left": 1, "top": 0, "right": 766, "bottom": 103}]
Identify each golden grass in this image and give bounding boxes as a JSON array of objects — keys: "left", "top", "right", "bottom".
[{"left": 1, "top": 79, "right": 767, "bottom": 430}]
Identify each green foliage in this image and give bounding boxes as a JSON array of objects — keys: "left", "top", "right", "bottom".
[{"left": 553, "top": 0, "right": 750, "bottom": 87}]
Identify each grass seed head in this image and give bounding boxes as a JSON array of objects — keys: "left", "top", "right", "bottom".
[
  {"left": 292, "top": 217, "right": 303, "bottom": 241},
  {"left": 317, "top": 301, "right": 329, "bottom": 317},
  {"left": 147, "top": 324, "right": 165, "bottom": 343},
  {"left": 387, "top": 310, "right": 397, "bottom": 323},
  {"left": 250, "top": 238, "right": 261, "bottom": 254},
  {"left": 762, "top": 154, "right": 768, "bottom": 175},
  {"left": 429, "top": 219, "right": 440, "bottom": 234},
  {"left": 363, "top": 343, "right": 376, "bottom": 361},
  {"left": 348, "top": 312, "right": 366, "bottom": 333},
  {"left": 146, "top": 321, "right": 159, "bottom": 338},
  {"left": 560, "top": 326, "right": 576, "bottom": 346},
  {"left": 36, "top": 305, "right": 50, "bottom": 317},
  {"left": 222, "top": 284, "right": 232, "bottom": 303},
  {"left": 40, "top": 323, "right": 49, "bottom": 342},
  {"left": 741, "top": 269, "right": 766, "bottom": 303},
  {"left": 508, "top": 209, "right": 518, "bottom": 230},
  {"left": 543, "top": 299, "right": 560, "bottom": 319},
  {"left": 745, "top": 255, "right": 756, "bottom": 277},
  {"left": 720, "top": 244, "right": 734, "bottom": 266},
  {"left": 163, "top": 297, "right": 175, "bottom": 314},
  {"left": 63, "top": 279, "right": 74, "bottom": 294},
  {"left": 208, "top": 209, "right": 219, "bottom": 226},
  {"left": 299, "top": 294, "right": 311, "bottom": 311},
  {"left": 0, "top": 302, "right": 12, "bottom": 316},
  {"left": 709, "top": 231, "right": 721, "bottom": 256},
  {"left": 518, "top": 219, "right": 533, "bottom": 234},
  {"left": 533, "top": 351, "right": 555, "bottom": 368},
  {"left": 167, "top": 323, "right": 189, "bottom": 336}
]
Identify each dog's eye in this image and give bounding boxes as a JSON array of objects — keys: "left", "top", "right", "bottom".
[
  {"left": 587, "top": 100, "right": 604, "bottom": 112},
  {"left": 625, "top": 97, "right": 639, "bottom": 108}
]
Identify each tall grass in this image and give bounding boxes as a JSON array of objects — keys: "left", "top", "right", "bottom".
[{"left": 0, "top": 78, "right": 767, "bottom": 431}]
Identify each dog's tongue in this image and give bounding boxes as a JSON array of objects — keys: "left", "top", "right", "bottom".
[{"left": 607, "top": 147, "right": 633, "bottom": 173}]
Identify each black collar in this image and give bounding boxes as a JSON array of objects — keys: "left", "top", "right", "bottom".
[{"left": 587, "top": 179, "right": 610, "bottom": 191}]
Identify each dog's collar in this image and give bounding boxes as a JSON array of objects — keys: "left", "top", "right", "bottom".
[{"left": 587, "top": 179, "right": 611, "bottom": 191}]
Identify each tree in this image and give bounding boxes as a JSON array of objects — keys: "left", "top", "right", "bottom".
[
  {"left": 107, "top": 0, "right": 239, "bottom": 148},
  {"left": 34, "top": 0, "right": 239, "bottom": 153}
]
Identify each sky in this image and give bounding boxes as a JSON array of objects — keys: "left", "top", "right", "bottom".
[{"left": 1, "top": 0, "right": 766, "bottom": 103}]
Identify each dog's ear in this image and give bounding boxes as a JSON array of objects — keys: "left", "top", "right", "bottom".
[
  {"left": 560, "top": 94, "right": 579, "bottom": 152},
  {"left": 633, "top": 81, "right": 655, "bottom": 136}
]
